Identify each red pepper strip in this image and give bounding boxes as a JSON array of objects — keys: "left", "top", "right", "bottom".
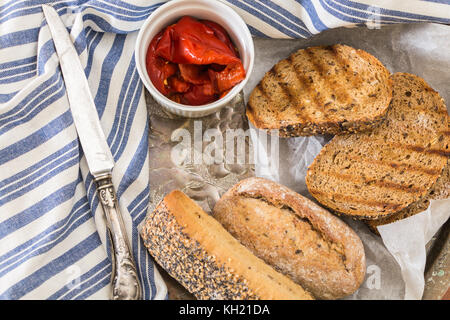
[
  {"left": 209, "top": 63, "right": 226, "bottom": 72},
  {"left": 178, "top": 64, "right": 210, "bottom": 85},
  {"left": 155, "top": 16, "right": 240, "bottom": 66},
  {"left": 146, "top": 31, "right": 177, "bottom": 95},
  {"left": 219, "top": 88, "right": 232, "bottom": 99},
  {"left": 200, "top": 20, "right": 237, "bottom": 56},
  {"left": 182, "top": 83, "right": 217, "bottom": 106},
  {"left": 209, "top": 62, "right": 246, "bottom": 93},
  {"left": 167, "top": 75, "right": 190, "bottom": 93},
  {"left": 168, "top": 93, "right": 184, "bottom": 104}
]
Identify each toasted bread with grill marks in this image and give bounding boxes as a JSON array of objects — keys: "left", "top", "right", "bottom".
[
  {"left": 246, "top": 44, "right": 393, "bottom": 137},
  {"left": 365, "top": 153, "right": 450, "bottom": 234},
  {"left": 306, "top": 73, "right": 449, "bottom": 219}
]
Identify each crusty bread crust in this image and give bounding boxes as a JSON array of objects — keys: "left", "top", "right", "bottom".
[
  {"left": 306, "top": 73, "right": 449, "bottom": 219},
  {"left": 213, "top": 177, "right": 366, "bottom": 300},
  {"left": 140, "top": 190, "right": 313, "bottom": 300},
  {"left": 246, "top": 44, "right": 393, "bottom": 137}
]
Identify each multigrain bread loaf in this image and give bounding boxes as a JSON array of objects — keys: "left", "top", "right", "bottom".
[
  {"left": 365, "top": 160, "right": 450, "bottom": 234},
  {"left": 246, "top": 44, "right": 392, "bottom": 137},
  {"left": 306, "top": 73, "right": 449, "bottom": 219},
  {"left": 213, "top": 177, "right": 366, "bottom": 300},
  {"left": 140, "top": 190, "right": 313, "bottom": 300}
]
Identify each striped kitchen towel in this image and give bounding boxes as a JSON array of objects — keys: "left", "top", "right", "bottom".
[{"left": 0, "top": 0, "right": 449, "bottom": 300}]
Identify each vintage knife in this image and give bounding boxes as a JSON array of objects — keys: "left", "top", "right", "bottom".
[{"left": 42, "top": 4, "right": 142, "bottom": 300}]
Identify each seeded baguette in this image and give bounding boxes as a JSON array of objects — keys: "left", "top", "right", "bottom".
[
  {"left": 213, "top": 177, "right": 366, "bottom": 300},
  {"left": 247, "top": 44, "right": 392, "bottom": 137},
  {"left": 140, "top": 190, "right": 313, "bottom": 300},
  {"left": 306, "top": 73, "right": 449, "bottom": 219}
]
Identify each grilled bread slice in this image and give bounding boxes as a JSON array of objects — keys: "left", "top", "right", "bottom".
[
  {"left": 365, "top": 157, "right": 450, "bottom": 234},
  {"left": 247, "top": 44, "right": 393, "bottom": 137},
  {"left": 306, "top": 73, "right": 449, "bottom": 219}
]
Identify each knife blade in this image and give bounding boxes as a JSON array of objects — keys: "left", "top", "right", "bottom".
[
  {"left": 42, "top": 4, "right": 113, "bottom": 176},
  {"left": 42, "top": 4, "right": 142, "bottom": 300}
]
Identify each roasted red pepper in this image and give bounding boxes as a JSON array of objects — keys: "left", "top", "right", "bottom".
[
  {"left": 146, "top": 31, "right": 177, "bottom": 96},
  {"left": 201, "top": 21, "right": 236, "bottom": 53},
  {"left": 145, "top": 16, "right": 246, "bottom": 106}
]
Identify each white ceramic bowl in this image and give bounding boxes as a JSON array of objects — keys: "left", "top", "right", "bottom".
[{"left": 135, "top": 0, "right": 254, "bottom": 118}]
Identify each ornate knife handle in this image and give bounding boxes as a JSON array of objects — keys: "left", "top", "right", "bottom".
[{"left": 95, "top": 173, "right": 142, "bottom": 300}]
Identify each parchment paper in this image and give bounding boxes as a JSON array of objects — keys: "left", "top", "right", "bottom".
[{"left": 245, "top": 23, "right": 450, "bottom": 300}]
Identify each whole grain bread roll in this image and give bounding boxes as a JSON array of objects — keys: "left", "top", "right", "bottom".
[
  {"left": 140, "top": 190, "right": 313, "bottom": 300},
  {"left": 213, "top": 177, "right": 366, "bottom": 300}
]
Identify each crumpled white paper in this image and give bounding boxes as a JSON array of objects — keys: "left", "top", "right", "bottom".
[
  {"left": 245, "top": 24, "right": 450, "bottom": 300},
  {"left": 378, "top": 199, "right": 450, "bottom": 299}
]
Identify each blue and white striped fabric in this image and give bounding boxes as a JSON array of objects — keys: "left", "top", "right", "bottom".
[
  {"left": 224, "top": 0, "right": 450, "bottom": 38},
  {"left": 0, "top": 0, "right": 449, "bottom": 300}
]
